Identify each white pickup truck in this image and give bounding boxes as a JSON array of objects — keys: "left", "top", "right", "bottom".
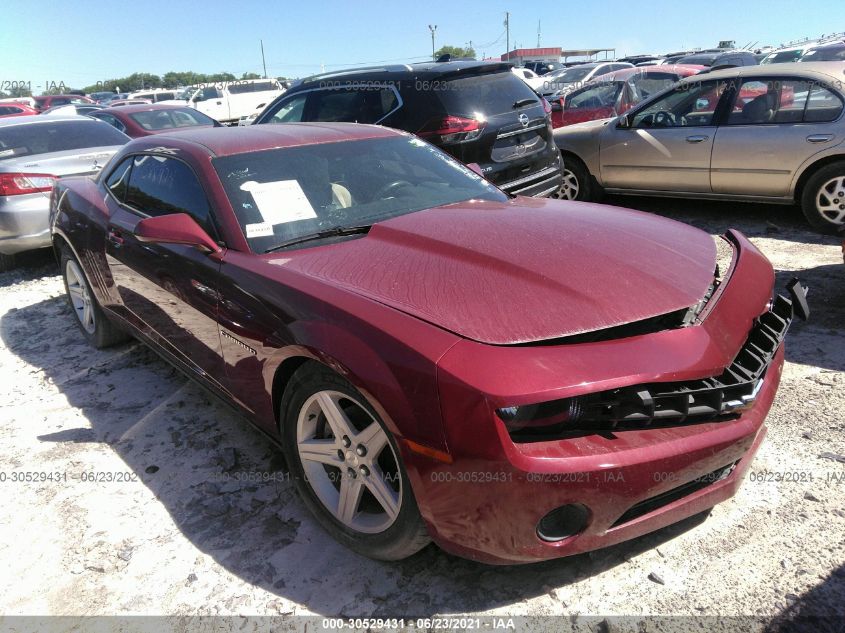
[{"left": 164, "top": 79, "right": 285, "bottom": 125}]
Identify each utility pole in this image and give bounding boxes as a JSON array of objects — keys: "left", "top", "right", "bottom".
[
  {"left": 260, "top": 39, "right": 267, "bottom": 78},
  {"left": 537, "top": 19, "right": 541, "bottom": 47},
  {"left": 467, "top": 40, "right": 474, "bottom": 57},
  {"left": 504, "top": 12, "right": 510, "bottom": 57},
  {"left": 428, "top": 24, "right": 437, "bottom": 60}
]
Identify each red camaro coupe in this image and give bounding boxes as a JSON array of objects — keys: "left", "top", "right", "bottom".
[
  {"left": 89, "top": 103, "right": 220, "bottom": 138},
  {"left": 49, "top": 124, "right": 807, "bottom": 564}
]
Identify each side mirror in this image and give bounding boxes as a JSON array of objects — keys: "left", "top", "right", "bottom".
[
  {"left": 134, "top": 213, "right": 222, "bottom": 257},
  {"left": 617, "top": 114, "right": 632, "bottom": 129},
  {"left": 466, "top": 162, "right": 484, "bottom": 177}
]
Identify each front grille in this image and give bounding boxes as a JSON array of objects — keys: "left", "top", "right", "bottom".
[
  {"left": 508, "top": 292, "right": 796, "bottom": 442},
  {"left": 572, "top": 294, "right": 793, "bottom": 431},
  {"left": 610, "top": 461, "right": 739, "bottom": 528}
]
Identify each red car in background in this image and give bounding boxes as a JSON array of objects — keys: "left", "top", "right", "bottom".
[
  {"left": 33, "top": 94, "right": 94, "bottom": 111},
  {"left": 552, "top": 65, "right": 705, "bottom": 128},
  {"left": 0, "top": 102, "right": 40, "bottom": 118},
  {"left": 50, "top": 124, "right": 806, "bottom": 564},
  {"left": 89, "top": 104, "right": 220, "bottom": 137}
]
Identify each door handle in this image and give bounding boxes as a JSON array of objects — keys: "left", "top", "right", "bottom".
[
  {"left": 807, "top": 134, "right": 834, "bottom": 143},
  {"left": 686, "top": 135, "right": 709, "bottom": 143},
  {"left": 107, "top": 229, "right": 124, "bottom": 247}
]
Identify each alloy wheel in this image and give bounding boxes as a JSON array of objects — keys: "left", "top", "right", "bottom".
[
  {"left": 815, "top": 176, "right": 845, "bottom": 225},
  {"left": 65, "top": 260, "right": 95, "bottom": 334},
  {"left": 296, "top": 390, "right": 402, "bottom": 533},
  {"left": 558, "top": 168, "right": 580, "bottom": 200}
]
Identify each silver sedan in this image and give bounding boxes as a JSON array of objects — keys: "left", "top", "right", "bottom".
[
  {"left": 554, "top": 62, "right": 845, "bottom": 234},
  {"left": 0, "top": 115, "right": 128, "bottom": 270}
]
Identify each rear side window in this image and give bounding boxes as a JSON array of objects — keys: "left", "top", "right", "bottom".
[
  {"left": 308, "top": 87, "right": 398, "bottom": 123},
  {"left": 805, "top": 85, "right": 844, "bottom": 122},
  {"left": 727, "top": 79, "right": 843, "bottom": 124},
  {"left": 124, "top": 155, "right": 215, "bottom": 235},
  {"left": 431, "top": 72, "right": 540, "bottom": 117},
  {"left": 0, "top": 120, "right": 128, "bottom": 160}
]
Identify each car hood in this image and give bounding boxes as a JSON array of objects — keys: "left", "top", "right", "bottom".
[{"left": 276, "top": 198, "right": 717, "bottom": 345}]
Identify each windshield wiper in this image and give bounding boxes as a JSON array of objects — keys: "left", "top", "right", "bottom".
[
  {"left": 263, "top": 224, "right": 372, "bottom": 253},
  {"left": 513, "top": 98, "right": 537, "bottom": 109}
]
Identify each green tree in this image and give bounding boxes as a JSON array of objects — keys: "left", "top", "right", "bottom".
[
  {"left": 240, "top": 72, "right": 262, "bottom": 80},
  {"left": 433, "top": 45, "right": 476, "bottom": 60}
]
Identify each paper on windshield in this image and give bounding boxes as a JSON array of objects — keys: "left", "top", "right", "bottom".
[
  {"left": 245, "top": 222, "right": 274, "bottom": 238},
  {"left": 241, "top": 180, "right": 317, "bottom": 225}
]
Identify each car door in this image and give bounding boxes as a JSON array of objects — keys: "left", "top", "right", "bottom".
[
  {"left": 600, "top": 79, "right": 728, "bottom": 192},
  {"left": 102, "top": 153, "right": 226, "bottom": 386},
  {"left": 711, "top": 77, "right": 844, "bottom": 196}
]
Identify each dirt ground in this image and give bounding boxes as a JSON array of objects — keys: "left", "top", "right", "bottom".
[{"left": 0, "top": 197, "right": 843, "bottom": 632}]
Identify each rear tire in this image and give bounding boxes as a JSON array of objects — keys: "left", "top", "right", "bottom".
[
  {"left": 800, "top": 161, "right": 845, "bottom": 234},
  {"left": 0, "top": 253, "right": 16, "bottom": 273},
  {"left": 280, "top": 362, "right": 430, "bottom": 561},
  {"left": 60, "top": 246, "right": 129, "bottom": 349}
]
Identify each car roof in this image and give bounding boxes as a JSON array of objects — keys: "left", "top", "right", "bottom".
[
  {"left": 682, "top": 61, "right": 845, "bottom": 82},
  {"left": 591, "top": 64, "right": 705, "bottom": 82},
  {"left": 100, "top": 103, "right": 196, "bottom": 115},
  {"left": 0, "top": 114, "right": 94, "bottom": 128},
  {"left": 296, "top": 60, "right": 514, "bottom": 86},
  {"left": 133, "top": 122, "right": 404, "bottom": 157}
]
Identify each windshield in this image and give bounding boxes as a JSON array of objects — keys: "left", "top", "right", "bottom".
[
  {"left": 176, "top": 87, "right": 199, "bottom": 100},
  {"left": 128, "top": 108, "right": 216, "bottom": 130},
  {"left": 0, "top": 120, "right": 128, "bottom": 159},
  {"left": 801, "top": 45, "right": 845, "bottom": 62},
  {"left": 545, "top": 67, "right": 594, "bottom": 83},
  {"left": 213, "top": 135, "right": 507, "bottom": 253},
  {"left": 566, "top": 82, "right": 622, "bottom": 109},
  {"left": 761, "top": 49, "right": 803, "bottom": 64}
]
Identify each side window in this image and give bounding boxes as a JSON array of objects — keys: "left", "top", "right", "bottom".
[
  {"left": 805, "top": 85, "right": 844, "bottom": 123},
  {"left": 632, "top": 80, "right": 726, "bottom": 128},
  {"left": 267, "top": 93, "right": 307, "bottom": 123},
  {"left": 0, "top": 107, "right": 11, "bottom": 115},
  {"left": 125, "top": 155, "right": 215, "bottom": 236},
  {"left": 105, "top": 157, "right": 133, "bottom": 201},
  {"left": 727, "top": 79, "right": 808, "bottom": 125},
  {"left": 308, "top": 87, "right": 398, "bottom": 124}
]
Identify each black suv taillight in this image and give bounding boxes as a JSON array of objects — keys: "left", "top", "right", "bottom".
[{"left": 417, "top": 115, "right": 485, "bottom": 144}]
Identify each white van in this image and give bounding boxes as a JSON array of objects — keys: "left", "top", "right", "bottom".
[{"left": 174, "top": 79, "right": 285, "bottom": 125}]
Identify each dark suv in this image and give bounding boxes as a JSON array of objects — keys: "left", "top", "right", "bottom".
[{"left": 253, "top": 60, "right": 563, "bottom": 197}]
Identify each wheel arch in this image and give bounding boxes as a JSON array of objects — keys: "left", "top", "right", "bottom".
[
  {"left": 793, "top": 153, "right": 845, "bottom": 202},
  {"left": 266, "top": 323, "right": 448, "bottom": 453}
]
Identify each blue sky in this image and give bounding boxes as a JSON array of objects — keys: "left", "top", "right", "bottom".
[{"left": 4, "top": 0, "right": 845, "bottom": 89}]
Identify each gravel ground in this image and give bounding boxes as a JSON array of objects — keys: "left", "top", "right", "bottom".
[{"left": 0, "top": 198, "right": 843, "bottom": 632}]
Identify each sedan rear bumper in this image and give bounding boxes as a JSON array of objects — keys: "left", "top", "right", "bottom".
[{"left": 0, "top": 192, "right": 52, "bottom": 255}]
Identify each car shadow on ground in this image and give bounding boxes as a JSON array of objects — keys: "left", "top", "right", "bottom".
[
  {"left": 2, "top": 294, "right": 716, "bottom": 615},
  {"left": 0, "top": 249, "right": 57, "bottom": 288},
  {"left": 763, "top": 562, "right": 845, "bottom": 633}
]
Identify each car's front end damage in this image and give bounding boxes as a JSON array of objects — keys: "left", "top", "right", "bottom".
[{"left": 404, "top": 230, "right": 807, "bottom": 564}]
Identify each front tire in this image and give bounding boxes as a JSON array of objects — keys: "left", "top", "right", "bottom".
[
  {"left": 555, "top": 155, "right": 594, "bottom": 201},
  {"left": 801, "top": 162, "right": 845, "bottom": 234},
  {"left": 60, "top": 246, "right": 129, "bottom": 349},
  {"left": 280, "top": 363, "right": 430, "bottom": 561}
]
